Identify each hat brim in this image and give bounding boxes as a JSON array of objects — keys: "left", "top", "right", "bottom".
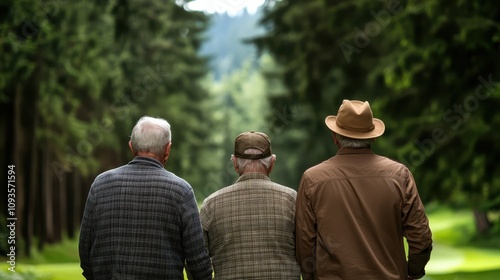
[{"left": 325, "top": 115, "right": 385, "bottom": 139}]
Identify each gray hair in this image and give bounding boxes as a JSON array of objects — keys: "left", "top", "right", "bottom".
[
  {"left": 234, "top": 148, "right": 273, "bottom": 172},
  {"left": 130, "top": 116, "right": 171, "bottom": 157},
  {"left": 335, "top": 133, "right": 373, "bottom": 148}
]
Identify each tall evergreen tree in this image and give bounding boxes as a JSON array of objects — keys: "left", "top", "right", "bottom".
[
  {"left": 254, "top": 0, "right": 500, "bottom": 233},
  {"left": 0, "top": 0, "right": 214, "bottom": 255}
]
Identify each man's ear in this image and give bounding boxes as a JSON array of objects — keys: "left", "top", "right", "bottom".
[
  {"left": 128, "top": 141, "right": 136, "bottom": 156},
  {"left": 231, "top": 155, "right": 240, "bottom": 174},
  {"left": 268, "top": 155, "right": 276, "bottom": 174},
  {"left": 332, "top": 132, "right": 341, "bottom": 147},
  {"left": 164, "top": 142, "right": 172, "bottom": 162}
]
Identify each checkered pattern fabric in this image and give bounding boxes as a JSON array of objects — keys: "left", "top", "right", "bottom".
[
  {"left": 200, "top": 172, "right": 301, "bottom": 280},
  {"left": 79, "top": 156, "right": 212, "bottom": 280}
]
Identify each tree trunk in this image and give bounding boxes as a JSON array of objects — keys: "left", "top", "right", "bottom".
[
  {"left": 36, "top": 156, "right": 45, "bottom": 251},
  {"left": 43, "top": 146, "right": 55, "bottom": 243},
  {"left": 13, "top": 84, "right": 26, "bottom": 253},
  {"left": 0, "top": 83, "right": 14, "bottom": 235},
  {"left": 58, "top": 165, "right": 67, "bottom": 241},
  {"left": 26, "top": 113, "right": 39, "bottom": 256},
  {"left": 68, "top": 170, "right": 81, "bottom": 239},
  {"left": 473, "top": 209, "right": 491, "bottom": 234},
  {"left": 13, "top": 48, "right": 41, "bottom": 255}
]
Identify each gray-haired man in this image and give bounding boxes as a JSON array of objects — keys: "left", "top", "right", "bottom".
[
  {"left": 200, "top": 131, "right": 301, "bottom": 279},
  {"left": 79, "top": 116, "right": 212, "bottom": 280},
  {"left": 296, "top": 100, "right": 432, "bottom": 280}
]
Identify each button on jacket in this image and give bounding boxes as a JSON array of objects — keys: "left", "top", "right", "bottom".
[
  {"left": 200, "top": 172, "right": 301, "bottom": 280},
  {"left": 79, "top": 156, "right": 212, "bottom": 280},
  {"left": 296, "top": 148, "right": 432, "bottom": 280}
]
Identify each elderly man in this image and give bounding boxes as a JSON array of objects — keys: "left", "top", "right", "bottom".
[
  {"left": 296, "top": 100, "right": 433, "bottom": 280},
  {"left": 79, "top": 116, "right": 212, "bottom": 280},
  {"left": 200, "top": 131, "right": 301, "bottom": 279}
]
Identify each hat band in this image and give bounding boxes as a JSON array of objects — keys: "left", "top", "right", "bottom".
[
  {"left": 336, "top": 118, "right": 374, "bottom": 133},
  {"left": 234, "top": 151, "right": 271, "bottom": 159}
]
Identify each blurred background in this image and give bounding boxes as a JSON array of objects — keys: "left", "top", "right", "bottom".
[{"left": 1, "top": 0, "right": 499, "bottom": 279}]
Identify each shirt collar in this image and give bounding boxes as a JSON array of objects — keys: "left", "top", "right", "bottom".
[
  {"left": 336, "top": 147, "right": 374, "bottom": 156},
  {"left": 235, "top": 172, "right": 271, "bottom": 183}
]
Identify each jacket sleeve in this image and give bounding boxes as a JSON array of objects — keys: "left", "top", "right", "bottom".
[
  {"left": 79, "top": 187, "right": 95, "bottom": 280},
  {"left": 181, "top": 188, "right": 213, "bottom": 280},
  {"left": 295, "top": 174, "right": 317, "bottom": 280},
  {"left": 402, "top": 169, "right": 433, "bottom": 279},
  {"left": 199, "top": 201, "right": 211, "bottom": 254}
]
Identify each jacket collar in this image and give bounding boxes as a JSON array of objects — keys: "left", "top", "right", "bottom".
[
  {"left": 235, "top": 172, "right": 271, "bottom": 183},
  {"left": 336, "top": 147, "right": 374, "bottom": 155},
  {"left": 128, "top": 156, "right": 164, "bottom": 169}
]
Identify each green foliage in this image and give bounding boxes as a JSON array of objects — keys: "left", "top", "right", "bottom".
[
  {"left": 254, "top": 0, "right": 500, "bottom": 231},
  {"left": 0, "top": 0, "right": 215, "bottom": 252},
  {"left": 1, "top": 0, "right": 215, "bottom": 175},
  {"left": 196, "top": 57, "right": 273, "bottom": 196}
]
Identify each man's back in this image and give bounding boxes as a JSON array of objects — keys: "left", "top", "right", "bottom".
[
  {"left": 79, "top": 156, "right": 212, "bottom": 280},
  {"left": 296, "top": 148, "right": 432, "bottom": 280},
  {"left": 201, "top": 172, "right": 301, "bottom": 280}
]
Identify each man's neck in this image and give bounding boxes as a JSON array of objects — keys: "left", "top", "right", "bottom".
[
  {"left": 239, "top": 169, "right": 269, "bottom": 177},
  {"left": 136, "top": 152, "right": 164, "bottom": 165}
]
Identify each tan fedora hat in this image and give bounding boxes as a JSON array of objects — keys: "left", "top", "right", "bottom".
[{"left": 325, "top": 100, "right": 385, "bottom": 139}]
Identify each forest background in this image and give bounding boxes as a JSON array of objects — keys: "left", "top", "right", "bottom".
[{"left": 1, "top": 0, "right": 500, "bottom": 279}]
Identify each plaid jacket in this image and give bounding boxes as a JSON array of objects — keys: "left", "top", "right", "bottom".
[
  {"left": 79, "top": 156, "right": 212, "bottom": 280},
  {"left": 200, "top": 172, "right": 301, "bottom": 280}
]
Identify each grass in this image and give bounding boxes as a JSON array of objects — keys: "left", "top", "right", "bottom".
[
  {"left": 423, "top": 205, "right": 500, "bottom": 279},
  {"left": 1, "top": 262, "right": 189, "bottom": 280},
  {"left": 1, "top": 237, "right": 85, "bottom": 279},
  {"left": 23, "top": 238, "right": 80, "bottom": 265},
  {"left": 425, "top": 269, "right": 500, "bottom": 280},
  {"left": 1, "top": 205, "right": 500, "bottom": 279},
  {"left": 25, "top": 263, "right": 82, "bottom": 280}
]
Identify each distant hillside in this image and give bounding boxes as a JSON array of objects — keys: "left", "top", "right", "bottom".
[{"left": 200, "top": 9, "right": 265, "bottom": 80}]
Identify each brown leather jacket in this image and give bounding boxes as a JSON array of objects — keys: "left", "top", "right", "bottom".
[{"left": 295, "top": 148, "right": 432, "bottom": 280}]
